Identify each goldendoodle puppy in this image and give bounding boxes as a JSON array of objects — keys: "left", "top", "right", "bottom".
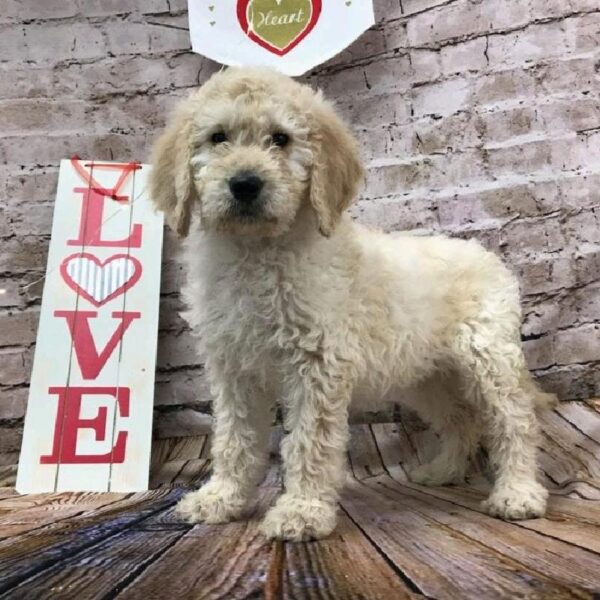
[{"left": 150, "top": 67, "right": 554, "bottom": 541}]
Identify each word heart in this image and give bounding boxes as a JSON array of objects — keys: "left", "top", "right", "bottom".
[{"left": 237, "top": 0, "right": 321, "bottom": 55}]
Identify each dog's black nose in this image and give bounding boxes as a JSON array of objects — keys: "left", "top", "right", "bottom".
[{"left": 229, "top": 171, "right": 264, "bottom": 202}]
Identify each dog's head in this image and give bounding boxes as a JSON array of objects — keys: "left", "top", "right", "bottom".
[{"left": 150, "top": 67, "right": 363, "bottom": 239}]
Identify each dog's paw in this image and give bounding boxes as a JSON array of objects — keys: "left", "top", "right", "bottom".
[
  {"left": 408, "top": 460, "right": 465, "bottom": 487},
  {"left": 482, "top": 481, "right": 548, "bottom": 520},
  {"left": 176, "top": 480, "right": 248, "bottom": 524},
  {"left": 259, "top": 495, "right": 337, "bottom": 541}
]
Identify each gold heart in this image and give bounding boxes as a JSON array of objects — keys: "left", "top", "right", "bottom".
[
  {"left": 247, "top": 0, "right": 312, "bottom": 51},
  {"left": 210, "top": 20, "right": 215, "bottom": 25},
  {"left": 208, "top": 4, "right": 214, "bottom": 10}
]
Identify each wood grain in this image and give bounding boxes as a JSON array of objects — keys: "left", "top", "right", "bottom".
[
  {"left": 342, "top": 479, "right": 593, "bottom": 599},
  {"left": 0, "top": 400, "right": 599, "bottom": 599},
  {"left": 0, "top": 491, "right": 126, "bottom": 540},
  {"left": 283, "top": 511, "right": 418, "bottom": 599},
  {"left": 364, "top": 476, "right": 600, "bottom": 596},
  {"left": 0, "top": 487, "right": 183, "bottom": 593},
  {"left": 1, "top": 505, "right": 189, "bottom": 599},
  {"left": 115, "top": 489, "right": 278, "bottom": 600},
  {"left": 347, "top": 423, "right": 387, "bottom": 481}
]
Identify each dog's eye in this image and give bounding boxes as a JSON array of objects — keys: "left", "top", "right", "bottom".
[
  {"left": 211, "top": 131, "right": 228, "bottom": 144},
  {"left": 271, "top": 132, "right": 289, "bottom": 148}
]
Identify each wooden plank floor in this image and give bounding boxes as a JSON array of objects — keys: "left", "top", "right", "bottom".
[{"left": 0, "top": 400, "right": 599, "bottom": 599}]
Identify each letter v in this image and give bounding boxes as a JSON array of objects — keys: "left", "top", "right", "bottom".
[{"left": 54, "top": 311, "right": 141, "bottom": 379}]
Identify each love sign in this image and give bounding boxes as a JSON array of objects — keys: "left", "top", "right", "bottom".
[
  {"left": 188, "top": 0, "right": 375, "bottom": 76},
  {"left": 16, "top": 159, "right": 164, "bottom": 493}
]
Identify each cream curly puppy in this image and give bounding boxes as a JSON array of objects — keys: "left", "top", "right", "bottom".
[{"left": 150, "top": 67, "right": 554, "bottom": 541}]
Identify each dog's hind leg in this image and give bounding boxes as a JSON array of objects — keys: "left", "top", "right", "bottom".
[
  {"left": 453, "top": 324, "right": 548, "bottom": 520},
  {"left": 406, "top": 375, "right": 481, "bottom": 486}
]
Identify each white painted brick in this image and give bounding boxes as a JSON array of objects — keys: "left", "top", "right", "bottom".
[
  {"left": 0, "top": 280, "right": 24, "bottom": 308},
  {"left": 564, "top": 12, "right": 600, "bottom": 53},
  {"left": 105, "top": 20, "right": 191, "bottom": 56},
  {"left": 523, "top": 337, "right": 555, "bottom": 370},
  {"left": 20, "top": 23, "right": 106, "bottom": 63},
  {"left": 157, "top": 330, "right": 201, "bottom": 370},
  {"left": 400, "top": 0, "right": 455, "bottom": 18},
  {"left": 329, "top": 28, "right": 387, "bottom": 66},
  {"left": 500, "top": 216, "right": 567, "bottom": 260},
  {"left": 441, "top": 37, "right": 488, "bottom": 75},
  {"left": 531, "top": 56, "right": 598, "bottom": 96},
  {"left": 406, "top": 2, "right": 485, "bottom": 47},
  {"left": 78, "top": 0, "right": 171, "bottom": 17},
  {"left": 0, "top": 349, "right": 29, "bottom": 385},
  {"left": 413, "top": 77, "right": 471, "bottom": 117},
  {"left": 338, "top": 92, "right": 412, "bottom": 129},
  {"left": 486, "top": 22, "right": 571, "bottom": 67},
  {"left": 516, "top": 256, "right": 575, "bottom": 295},
  {"left": 0, "top": 388, "right": 27, "bottom": 420},
  {"left": 376, "top": 0, "right": 405, "bottom": 21},
  {"left": 473, "top": 68, "right": 536, "bottom": 105},
  {"left": 154, "top": 408, "right": 212, "bottom": 438},
  {"left": 384, "top": 21, "right": 408, "bottom": 50},
  {"left": 351, "top": 196, "right": 439, "bottom": 232},
  {"left": 410, "top": 111, "right": 483, "bottom": 154},
  {"left": 409, "top": 49, "right": 441, "bottom": 84},
  {"left": 0, "top": 238, "right": 48, "bottom": 274},
  {"left": 2, "top": 0, "right": 600, "bottom": 435},
  {"left": 0, "top": 310, "right": 39, "bottom": 347},
  {"left": 155, "top": 368, "right": 211, "bottom": 407},
  {"left": 1, "top": 0, "right": 79, "bottom": 21},
  {"left": 554, "top": 323, "right": 600, "bottom": 365}
]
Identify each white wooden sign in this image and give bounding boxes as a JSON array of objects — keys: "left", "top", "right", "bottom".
[
  {"left": 187, "top": 0, "right": 375, "bottom": 76},
  {"left": 16, "top": 159, "right": 164, "bottom": 494}
]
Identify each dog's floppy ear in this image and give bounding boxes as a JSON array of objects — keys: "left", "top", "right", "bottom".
[
  {"left": 309, "top": 97, "right": 364, "bottom": 237},
  {"left": 150, "top": 109, "right": 198, "bottom": 237}
]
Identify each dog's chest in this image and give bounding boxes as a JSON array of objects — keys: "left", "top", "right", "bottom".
[{"left": 198, "top": 257, "right": 317, "bottom": 365}]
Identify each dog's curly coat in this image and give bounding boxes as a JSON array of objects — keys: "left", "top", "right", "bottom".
[{"left": 150, "top": 67, "right": 554, "bottom": 541}]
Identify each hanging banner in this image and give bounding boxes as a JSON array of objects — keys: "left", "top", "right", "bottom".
[
  {"left": 16, "top": 159, "right": 164, "bottom": 494},
  {"left": 187, "top": 0, "right": 375, "bottom": 76}
]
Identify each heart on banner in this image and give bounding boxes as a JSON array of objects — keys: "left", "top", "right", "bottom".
[
  {"left": 187, "top": 0, "right": 374, "bottom": 76},
  {"left": 61, "top": 253, "right": 142, "bottom": 307},
  {"left": 237, "top": 0, "right": 322, "bottom": 56}
]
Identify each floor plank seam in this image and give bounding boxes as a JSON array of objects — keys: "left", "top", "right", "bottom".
[
  {"left": 0, "top": 489, "right": 185, "bottom": 595},
  {"left": 358, "top": 478, "right": 596, "bottom": 600},
  {"left": 0, "top": 496, "right": 128, "bottom": 546},
  {"left": 368, "top": 423, "right": 399, "bottom": 481},
  {"left": 264, "top": 540, "right": 284, "bottom": 600},
  {"left": 337, "top": 501, "right": 433, "bottom": 599},
  {"left": 106, "top": 526, "right": 190, "bottom": 599},
  {"left": 553, "top": 410, "right": 600, "bottom": 447},
  {"left": 540, "top": 431, "right": 593, "bottom": 475},
  {"left": 376, "top": 475, "right": 600, "bottom": 558}
]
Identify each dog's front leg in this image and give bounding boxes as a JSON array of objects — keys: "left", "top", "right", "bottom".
[
  {"left": 177, "top": 373, "right": 272, "bottom": 524},
  {"left": 260, "top": 362, "right": 351, "bottom": 541}
]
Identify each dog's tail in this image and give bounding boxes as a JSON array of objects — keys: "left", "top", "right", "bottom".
[{"left": 520, "top": 368, "right": 558, "bottom": 410}]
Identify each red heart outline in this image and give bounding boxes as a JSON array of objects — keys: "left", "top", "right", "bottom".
[
  {"left": 60, "top": 252, "right": 142, "bottom": 308},
  {"left": 237, "top": 0, "right": 322, "bottom": 56}
]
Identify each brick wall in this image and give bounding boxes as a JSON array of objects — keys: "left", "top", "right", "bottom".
[{"left": 1, "top": 0, "right": 599, "bottom": 454}]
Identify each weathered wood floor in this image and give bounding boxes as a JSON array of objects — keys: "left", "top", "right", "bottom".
[{"left": 0, "top": 400, "right": 599, "bottom": 599}]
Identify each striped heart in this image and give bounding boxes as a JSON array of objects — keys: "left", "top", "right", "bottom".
[{"left": 60, "top": 253, "right": 142, "bottom": 307}]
